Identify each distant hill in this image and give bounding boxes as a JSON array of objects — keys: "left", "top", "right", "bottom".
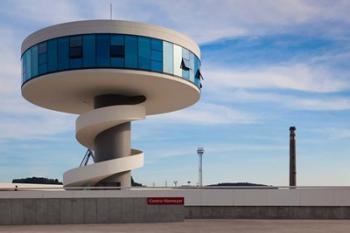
[
  {"left": 13, "top": 176, "right": 142, "bottom": 187},
  {"left": 208, "top": 182, "right": 268, "bottom": 187},
  {"left": 12, "top": 177, "right": 62, "bottom": 185}
]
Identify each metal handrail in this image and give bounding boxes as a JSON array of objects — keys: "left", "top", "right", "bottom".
[{"left": 79, "top": 149, "right": 95, "bottom": 167}]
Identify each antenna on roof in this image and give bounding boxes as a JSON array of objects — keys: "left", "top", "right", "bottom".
[{"left": 109, "top": 2, "right": 113, "bottom": 20}]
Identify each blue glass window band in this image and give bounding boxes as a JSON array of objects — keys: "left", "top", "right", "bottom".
[{"left": 21, "top": 33, "right": 202, "bottom": 89}]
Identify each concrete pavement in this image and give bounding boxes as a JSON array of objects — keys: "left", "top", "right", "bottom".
[{"left": 1, "top": 219, "right": 350, "bottom": 233}]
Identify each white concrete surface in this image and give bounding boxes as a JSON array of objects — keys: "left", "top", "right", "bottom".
[
  {"left": 1, "top": 219, "right": 350, "bottom": 233},
  {"left": 22, "top": 69, "right": 200, "bottom": 115},
  {"left": 0, "top": 183, "right": 63, "bottom": 191},
  {"left": 1, "top": 187, "right": 350, "bottom": 206},
  {"left": 63, "top": 152, "right": 144, "bottom": 187},
  {"left": 76, "top": 103, "right": 145, "bottom": 149}
]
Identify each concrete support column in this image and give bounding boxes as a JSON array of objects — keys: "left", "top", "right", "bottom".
[
  {"left": 95, "top": 123, "right": 131, "bottom": 162},
  {"left": 95, "top": 123, "right": 131, "bottom": 187},
  {"left": 92, "top": 94, "right": 145, "bottom": 187}
]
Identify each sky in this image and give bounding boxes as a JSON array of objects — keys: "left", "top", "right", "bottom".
[{"left": 1, "top": 0, "right": 350, "bottom": 186}]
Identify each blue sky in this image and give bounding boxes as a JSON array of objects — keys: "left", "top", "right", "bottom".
[{"left": 1, "top": 0, "right": 350, "bottom": 186}]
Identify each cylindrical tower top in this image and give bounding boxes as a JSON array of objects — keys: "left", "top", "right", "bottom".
[
  {"left": 21, "top": 20, "right": 200, "bottom": 58},
  {"left": 21, "top": 20, "right": 202, "bottom": 115}
]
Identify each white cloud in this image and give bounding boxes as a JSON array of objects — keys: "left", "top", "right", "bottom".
[
  {"left": 0, "top": 0, "right": 83, "bottom": 25},
  {"left": 291, "top": 98, "right": 350, "bottom": 111},
  {"left": 212, "top": 89, "right": 350, "bottom": 111},
  {"left": 141, "top": 143, "right": 287, "bottom": 165},
  {"left": 0, "top": 27, "right": 21, "bottom": 96},
  {"left": 149, "top": 103, "right": 257, "bottom": 125},
  {"left": 0, "top": 97, "right": 74, "bottom": 140},
  {"left": 324, "top": 128, "right": 350, "bottom": 140},
  {"left": 304, "top": 127, "right": 350, "bottom": 141},
  {"left": 111, "top": 0, "right": 319, "bottom": 43},
  {"left": 3, "top": 0, "right": 350, "bottom": 44},
  {"left": 0, "top": 117, "right": 72, "bottom": 140},
  {"left": 0, "top": 23, "right": 75, "bottom": 140},
  {"left": 106, "top": 0, "right": 350, "bottom": 43},
  {"left": 205, "top": 64, "right": 348, "bottom": 93}
]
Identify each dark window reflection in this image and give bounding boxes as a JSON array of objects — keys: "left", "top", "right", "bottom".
[
  {"left": 110, "top": 45, "right": 124, "bottom": 58},
  {"left": 69, "top": 36, "right": 83, "bottom": 59}
]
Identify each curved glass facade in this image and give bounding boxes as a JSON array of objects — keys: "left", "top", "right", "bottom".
[{"left": 21, "top": 34, "right": 202, "bottom": 88}]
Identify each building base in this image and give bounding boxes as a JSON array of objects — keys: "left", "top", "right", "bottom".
[
  {"left": 186, "top": 206, "right": 350, "bottom": 219},
  {"left": 0, "top": 197, "right": 184, "bottom": 225}
]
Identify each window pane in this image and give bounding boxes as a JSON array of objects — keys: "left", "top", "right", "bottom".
[
  {"left": 47, "top": 40, "right": 58, "bottom": 72},
  {"left": 182, "top": 48, "right": 190, "bottom": 79},
  {"left": 69, "top": 47, "right": 82, "bottom": 59},
  {"left": 138, "top": 57, "right": 150, "bottom": 70},
  {"left": 83, "top": 35, "right": 96, "bottom": 67},
  {"left": 138, "top": 37, "right": 150, "bottom": 70},
  {"left": 189, "top": 53, "right": 195, "bottom": 82},
  {"left": 31, "top": 46, "right": 38, "bottom": 77},
  {"left": 27, "top": 50, "right": 31, "bottom": 79},
  {"left": 69, "top": 36, "right": 83, "bottom": 62},
  {"left": 21, "top": 53, "right": 25, "bottom": 81},
  {"left": 96, "top": 34, "right": 110, "bottom": 67},
  {"left": 24, "top": 50, "right": 31, "bottom": 81},
  {"left": 110, "top": 36, "right": 124, "bottom": 67},
  {"left": 151, "top": 50, "right": 162, "bottom": 61},
  {"left": 181, "top": 59, "right": 190, "bottom": 70},
  {"left": 151, "top": 39, "right": 162, "bottom": 51},
  {"left": 194, "top": 56, "right": 198, "bottom": 77},
  {"left": 111, "top": 57, "right": 124, "bottom": 67},
  {"left": 70, "top": 36, "right": 82, "bottom": 47},
  {"left": 111, "top": 35, "right": 124, "bottom": 45},
  {"left": 182, "top": 65, "right": 190, "bottom": 79},
  {"left": 194, "top": 57, "right": 201, "bottom": 87},
  {"left": 38, "top": 42, "right": 47, "bottom": 54},
  {"left": 38, "top": 63, "right": 47, "bottom": 75},
  {"left": 173, "top": 44, "right": 182, "bottom": 77},
  {"left": 58, "top": 38, "right": 69, "bottom": 70},
  {"left": 138, "top": 37, "right": 150, "bottom": 58},
  {"left": 38, "top": 42, "right": 47, "bottom": 75},
  {"left": 70, "top": 58, "right": 82, "bottom": 69},
  {"left": 125, "top": 35, "right": 138, "bottom": 68},
  {"left": 163, "top": 41, "right": 173, "bottom": 74},
  {"left": 38, "top": 53, "right": 47, "bottom": 65},
  {"left": 182, "top": 48, "right": 190, "bottom": 59},
  {"left": 151, "top": 61, "right": 162, "bottom": 72},
  {"left": 110, "top": 45, "right": 124, "bottom": 58},
  {"left": 21, "top": 57, "right": 25, "bottom": 83}
]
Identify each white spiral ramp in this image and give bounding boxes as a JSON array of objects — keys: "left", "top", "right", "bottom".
[{"left": 63, "top": 102, "right": 146, "bottom": 187}]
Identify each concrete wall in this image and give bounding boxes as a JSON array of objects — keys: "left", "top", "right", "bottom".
[
  {"left": 179, "top": 188, "right": 350, "bottom": 206},
  {"left": 0, "top": 198, "right": 184, "bottom": 225},
  {"left": 2, "top": 188, "right": 348, "bottom": 206},
  {"left": 186, "top": 206, "right": 350, "bottom": 219},
  {"left": 2, "top": 188, "right": 350, "bottom": 224}
]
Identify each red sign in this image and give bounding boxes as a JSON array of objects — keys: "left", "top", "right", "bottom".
[{"left": 147, "top": 197, "right": 184, "bottom": 205}]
